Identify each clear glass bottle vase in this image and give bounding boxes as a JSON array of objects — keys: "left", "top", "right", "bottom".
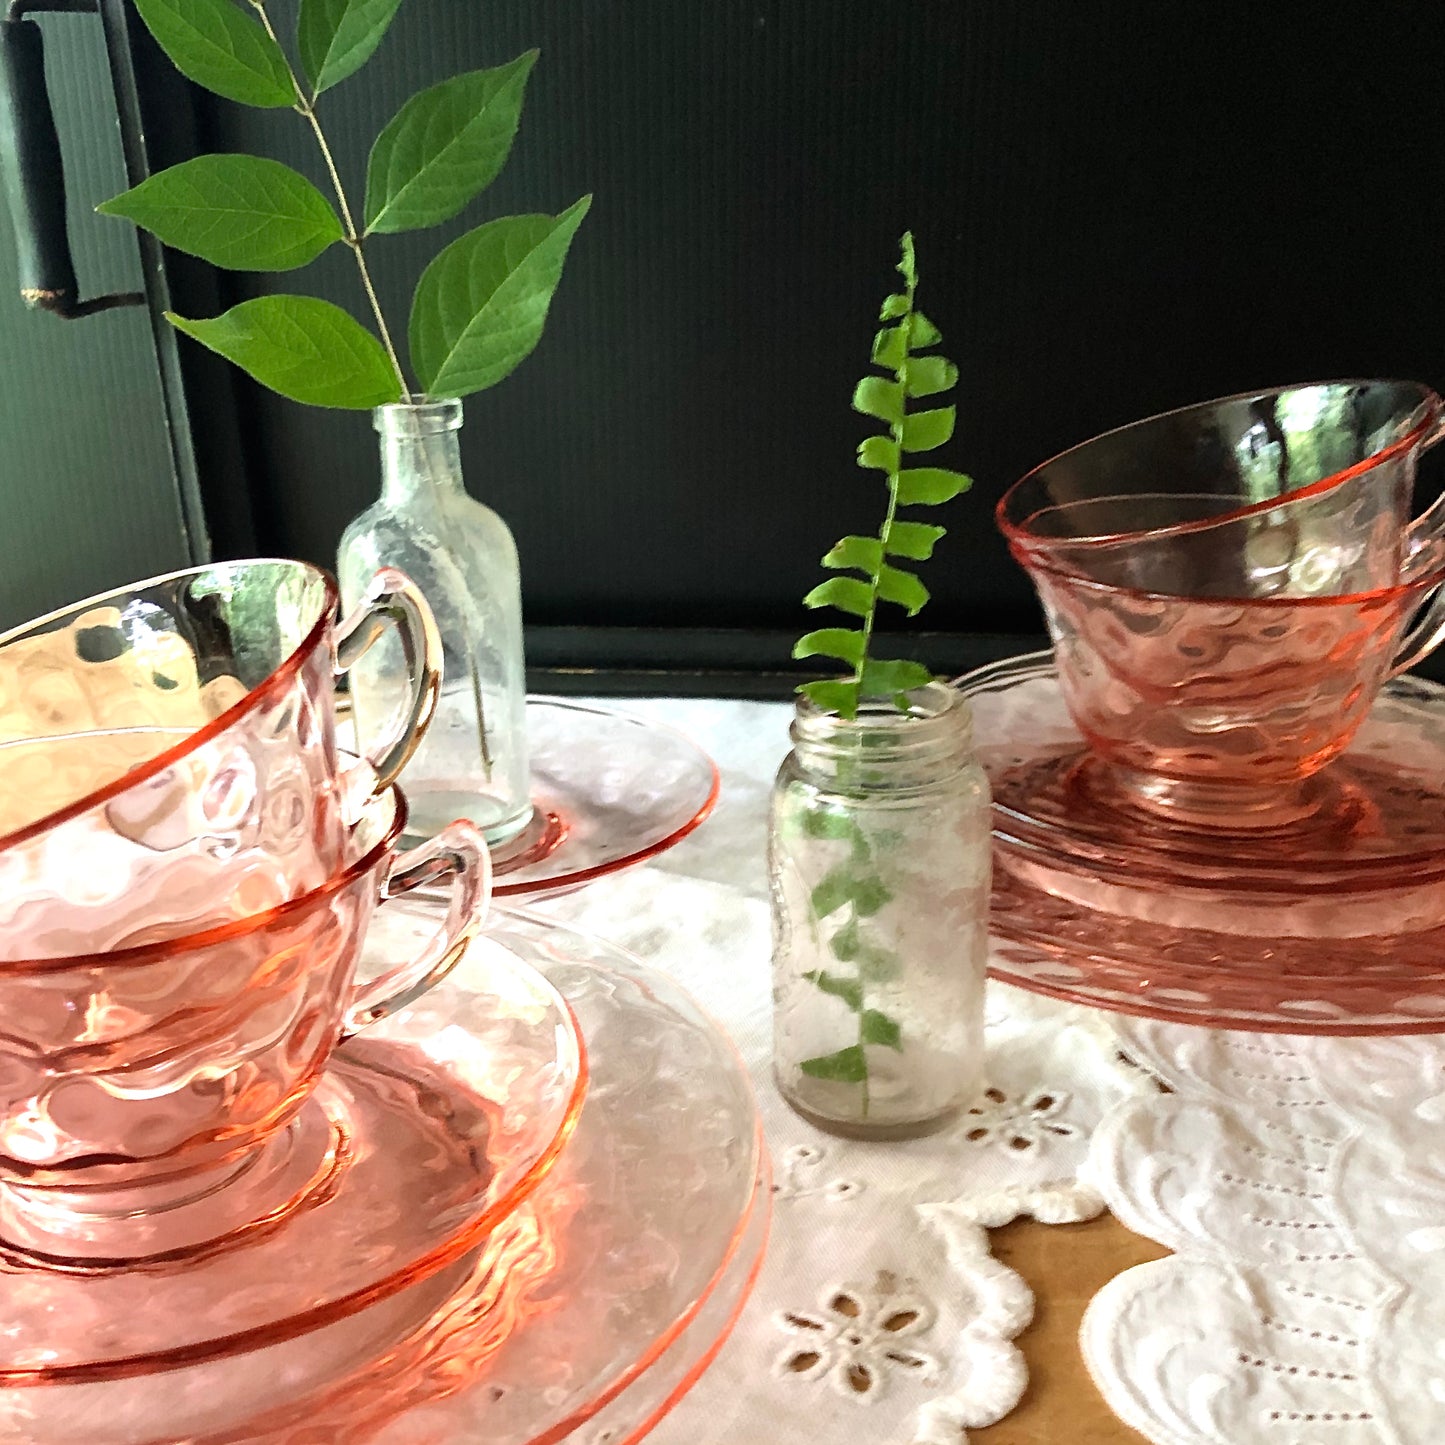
[
  {"left": 769, "top": 682, "right": 992, "bottom": 1139},
  {"left": 338, "top": 400, "right": 532, "bottom": 847}
]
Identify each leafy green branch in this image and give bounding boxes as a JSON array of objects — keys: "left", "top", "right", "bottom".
[
  {"left": 97, "top": 0, "right": 589, "bottom": 409},
  {"left": 792, "top": 232, "right": 971, "bottom": 718}
]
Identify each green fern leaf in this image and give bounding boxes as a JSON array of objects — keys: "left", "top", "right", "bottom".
[
  {"left": 895, "top": 467, "right": 972, "bottom": 505},
  {"left": 872, "top": 325, "right": 906, "bottom": 369},
  {"left": 853, "top": 375, "right": 903, "bottom": 423},
  {"left": 886, "top": 521, "right": 947, "bottom": 559},
  {"left": 821, "top": 535, "right": 883, "bottom": 573},
  {"left": 902, "top": 407, "right": 955, "bottom": 452},
  {"left": 911, "top": 311, "right": 942, "bottom": 346},
  {"left": 877, "top": 565, "right": 929, "bottom": 615},
  {"left": 801, "top": 678, "right": 860, "bottom": 717},
  {"left": 859, "top": 657, "right": 933, "bottom": 694},
  {"left": 803, "top": 576, "right": 872, "bottom": 616},
  {"left": 879, "top": 292, "right": 909, "bottom": 320},
  {"left": 857, "top": 436, "right": 899, "bottom": 471},
  {"left": 794, "top": 627, "right": 864, "bottom": 667},
  {"left": 905, "top": 356, "right": 957, "bottom": 398}
]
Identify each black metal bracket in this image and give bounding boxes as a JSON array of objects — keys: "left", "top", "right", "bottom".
[{"left": 0, "top": 0, "right": 142, "bottom": 318}]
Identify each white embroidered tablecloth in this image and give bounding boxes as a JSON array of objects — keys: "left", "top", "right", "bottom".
[
  {"left": 536, "top": 697, "right": 1141, "bottom": 1443},
  {"left": 539, "top": 695, "right": 1445, "bottom": 1444},
  {"left": 1082, "top": 1018, "right": 1445, "bottom": 1445}
]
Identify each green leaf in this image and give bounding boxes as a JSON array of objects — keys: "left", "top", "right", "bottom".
[
  {"left": 852, "top": 375, "right": 903, "bottom": 424},
  {"left": 799, "top": 1046, "right": 867, "bottom": 1084},
  {"left": 803, "top": 807, "right": 864, "bottom": 843},
  {"left": 167, "top": 297, "right": 402, "bottom": 409},
  {"left": 872, "top": 325, "right": 906, "bottom": 369},
  {"left": 861, "top": 1008, "right": 903, "bottom": 1050},
  {"left": 802, "top": 576, "right": 871, "bottom": 617},
  {"left": 902, "top": 407, "right": 955, "bottom": 452},
  {"left": 298, "top": 0, "right": 404, "bottom": 94},
  {"left": 98, "top": 156, "right": 341, "bottom": 272},
  {"left": 793, "top": 627, "right": 864, "bottom": 668},
  {"left": 365, "top": 53, "right": 538, "bottom": 234},
  {"left": 810, "top": 865, "right": 856, "bottom": 918},
  {"left": 828, "top": 917, "right": 861, "bottom": 959},
  {"left": 857, "top": 939, "right": 901, "bottom": 983},
  {"left": 857, "top": 435, "right": 899, "bottom": 472},
  {"left": 821, "top": 535, "right": 883, "bottom": 575},
  {"left": 859, "top": 657, "right": 933, "bottom": 695},
  {"left": 911, "top": 311, "right": 942, "bottom": 347},
  {"left": 877, "top": 565, "right": 930, "bottom": 615},
  {"left": 799, "top": 678, "right": 859, "bottom": 717},
  {"left": 886, "top": 521, "right": 947, "bottom": 560},
  {"left": 850, "top": 874, "right": 893, "bottom": 917},
  {"left": 895, "top": 467, "right": 973, "bottom": 505},
  {"left": 879, "top": 292, "right": 909, "bottom": 320},
  {"left": 906, "top": 356, "right": 958, "bottom": 398},
  {"left": 896, "top": 230, "right": 917, "bottom": 289},
  {"left": 410, "top": 197, "right": 590, "bottom": 398},
  {"left": 132, "top": 0, "right": 294, "bottom": 107},
  {"left": 803, "top": 970, "right": 863, "bottom": 1011}
]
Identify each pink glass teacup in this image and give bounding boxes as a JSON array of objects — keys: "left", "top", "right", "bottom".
[
  {"left": 998, "top": 382, "right": 1445, "bottom": 827},
  {"left": 0, "top": 559, "right": 442, "bottom": 957},
  {"left": 0, "top": 782, "right": 488, "bottom": 1259},
  {"left": 999, "top": 379, "right": 1445, "bottom": 597}
]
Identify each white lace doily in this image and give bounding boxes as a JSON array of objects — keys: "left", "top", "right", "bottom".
[
  {"left": 1083, "top": 1018, "right": 1445, "bottom": 1444},
  {"left": 537, "top": 697, "right": 1139, "bottom": 1443}
]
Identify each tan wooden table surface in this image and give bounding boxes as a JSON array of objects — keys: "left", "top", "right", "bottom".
[{"left": 973, "top": 1213, "right": 1170, "bottom": 1444}]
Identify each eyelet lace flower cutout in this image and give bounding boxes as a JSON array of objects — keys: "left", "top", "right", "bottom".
[
  {"left": 775, "top": 1271, "right": 938, "bottom": 1402},
  {"left": 771, "top": 1143, "right": 864, "bottom": 1203},
  {"left": 961, "top": 1086, "right": 1078, "bottom": 1152}
]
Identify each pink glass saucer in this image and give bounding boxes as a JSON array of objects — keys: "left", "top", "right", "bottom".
[
  {"left": 462, "top": 697, "right": 719, "bottom": 899},
  {"left": 0, "top": 931, "right": 586, "bottom": 1381},
  {"left": 959, "top": 653, "right": 1445, "bottom": 1033},
  {"left": 6, "top": 910, "right": 768, "bottom": 1444}
]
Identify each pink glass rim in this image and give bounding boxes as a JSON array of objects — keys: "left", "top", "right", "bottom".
[
  {"left": 997, "top": 378, "right": 1444, "bottom": 550},
  {"left": 0, "top": 785, "right": 407, "bottom": 978},
  {"left": 1017, "top": 543, "right": 1445, "bottom": 611},
  {"left": 0, "top": 559, "right": 341, "bottom": 857}
]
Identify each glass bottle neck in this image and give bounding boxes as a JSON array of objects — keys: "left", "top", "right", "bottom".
[
  {"left": 789, "top": 681, "right": 974, "bottom": 793},
  {"left": 374, "top": 400, "right": 466, "bottom": 505}
]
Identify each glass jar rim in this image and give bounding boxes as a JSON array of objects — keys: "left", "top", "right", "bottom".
[
  {"left": 373, "top": 398, "right": 463, "bottom": 435},
  {"left": 790, "top": 680, "right": 973, "bottom": 765}
]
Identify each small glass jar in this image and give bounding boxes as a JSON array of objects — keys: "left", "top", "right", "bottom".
[
  {"left": 339, "top": 400, "right": 532, "bottom": 847},
  {"left": 769, "top": 681, "right": 991, "bottom": 1139}
]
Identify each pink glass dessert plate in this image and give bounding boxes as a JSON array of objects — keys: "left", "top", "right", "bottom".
[
  {"left": 0, "top": 925, "right": 585, "bottom": 1382},
  {"left": 4, "top": 909, "right": 768, "bottom": 1444},
  {"left": 959, "top": 652, "right": 1445, "bottom": 1033},
  {"left": 483, "top": 698, "right": 719, "bottom": 898}
]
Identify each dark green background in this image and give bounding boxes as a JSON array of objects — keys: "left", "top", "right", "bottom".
[{"left": 2, "top": 0, "right": 1442, "bottom": 676}]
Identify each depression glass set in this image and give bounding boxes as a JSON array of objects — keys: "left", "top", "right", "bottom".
[{"left": 5, "top": 375, "right": 1445, "bottom": 1434}]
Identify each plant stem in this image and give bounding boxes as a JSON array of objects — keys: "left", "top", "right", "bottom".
[
  {"left": 852, "top": 273, "right": 918, "bottom": 698},
  {"left": 250, "top": 0, "right": 408, "bottom": 398},
  {"left": 248, "top": 1, "right": 497, "bottom": 791}
]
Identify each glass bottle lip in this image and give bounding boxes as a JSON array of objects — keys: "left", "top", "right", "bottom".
[
  {"left": 790, "top": 680, "right": 974, "bottom": 768},
  {"left": 373, "top": 398, "right": 463, "bottom": 436}
]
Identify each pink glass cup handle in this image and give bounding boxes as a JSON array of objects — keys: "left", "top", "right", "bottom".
[
  {"left": 1393, "top": 417, "right": 1445, "bottom": 675},
  {"left": 334, "top": 566, "right": 444, "bottom": 792},
  {"left": 343, "top": 819, "right": 492, "bottom": 1035}
]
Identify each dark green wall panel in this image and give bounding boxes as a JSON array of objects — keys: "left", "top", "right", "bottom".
[{"left": 177, "top": 0, "right": 1444, "bottom": 644}]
